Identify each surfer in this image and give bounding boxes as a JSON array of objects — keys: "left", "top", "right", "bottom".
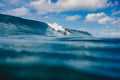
[{"left": 64, "top": 28, "right": 68, "bottom": 35}]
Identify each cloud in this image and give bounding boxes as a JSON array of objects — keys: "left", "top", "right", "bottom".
[
  {"left": 111, "top": 18, "right": 120, "bottom": 27},
  {"left": 110, "top": 0, "right": 119, "bottom": 7},
  {"left": 8, "top": 0, "right": 19, "bottom": 4},
  {"left": 56, "top": 0, "right": 110, "bottom": 10},
  {"left": 65, "top": 15, "right": 81, "bottom": 21},
  {"left": 30, "top": 0, "right": 110, "bottom": 15},
  {"left": 30, "top": 0, "right": 57, "bottom": 14},
  {"left": 85, "top": 12, "right": 120, "bottom": 37},
  {"left": 6, "top": 7, "right": 30, "bottom": 16},
  {"left": 0, "top": 2, "right": 4, "bottom": 7},
  {"left": 98, "top": 30, "right": 120, "bottom": 37},
  {"left": 112, "top": 10, "right": 120, "bottom": 16},
  {"left": 0, "top": 0, "right": 19, "bottom": 5},
  {"left": 85, "top": 12, "right": 113, "bottom": 24}
]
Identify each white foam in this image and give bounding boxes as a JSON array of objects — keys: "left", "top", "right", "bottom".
[
  {"left": 6, "top": 56, "right": 40, "bottom": 63},
  {"left": 48, "top": 23, "right": 70, "bottom": 35}
]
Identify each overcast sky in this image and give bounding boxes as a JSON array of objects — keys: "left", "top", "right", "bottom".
[{"left": 0, "top": 0, "right": 120, "bottom": 37}]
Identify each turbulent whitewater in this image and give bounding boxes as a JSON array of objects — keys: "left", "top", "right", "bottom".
[{"left": 0, "top": 13, "right": 120, "bottom": 80}]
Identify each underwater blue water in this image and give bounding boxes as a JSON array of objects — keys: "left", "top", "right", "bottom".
[
  {"left": 0, "top": 35, "right": 120, "bottom": 80},
  {"left": 0, "top": 13, "right": 120, "bottom": 80}
]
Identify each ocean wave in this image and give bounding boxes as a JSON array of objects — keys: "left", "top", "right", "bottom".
[{"left": 0, "top": 13, "right": 91, "bottom": 37}]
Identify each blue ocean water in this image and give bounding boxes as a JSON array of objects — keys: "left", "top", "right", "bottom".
[{"left": 0, "top": 13, "right": 120, "bottom": 80}]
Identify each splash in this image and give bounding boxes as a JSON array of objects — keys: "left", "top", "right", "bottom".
[{"left": 48, "top": 23, "right": 70, "bottom": 35}]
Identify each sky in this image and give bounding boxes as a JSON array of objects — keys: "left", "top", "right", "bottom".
[{"left": 0, "top": 0, "right": 120, "bottom": 37}]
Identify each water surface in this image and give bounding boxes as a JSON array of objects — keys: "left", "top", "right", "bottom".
[{"left": 0, "top": 35, "right": 120, "bottom": 80}]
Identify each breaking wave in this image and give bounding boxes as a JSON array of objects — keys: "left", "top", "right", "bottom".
[{"left": 0, "top": 13, "right": 91, "bottom": 37}]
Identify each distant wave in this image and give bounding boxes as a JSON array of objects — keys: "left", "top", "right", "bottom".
[{"left": 0, "top": 13, "right": 92, "bottom": 37}]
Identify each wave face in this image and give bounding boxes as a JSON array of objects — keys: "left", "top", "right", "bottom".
[{"left": 0, "top": 13, "right": 91, "bottom": 37}]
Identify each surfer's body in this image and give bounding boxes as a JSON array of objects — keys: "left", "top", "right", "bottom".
[{"left": 64, "top": 28, "right": 68, "bottom": 35}]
